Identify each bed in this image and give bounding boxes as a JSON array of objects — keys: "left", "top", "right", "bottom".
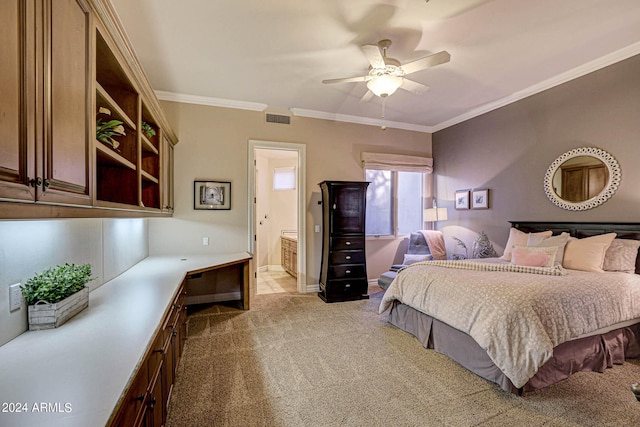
[{"left": 379, "top": 221, "right": 640, "bottom": 394}]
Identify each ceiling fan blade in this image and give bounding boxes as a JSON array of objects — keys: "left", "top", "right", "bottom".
[
  {"left": 400, "top": 78, "right": 429, "bottom": 94},
  {"left": 401, "top": 51, "right": 451, "bottom": 75},
  {"left": 322, "top": 76, "right": 368, "bottom": 84},
  {"left": 360, "top": 44, "right": 385, "bottom": 69},
  {"left": 360, "top": 90, "right": 374, "bottom": 103}
]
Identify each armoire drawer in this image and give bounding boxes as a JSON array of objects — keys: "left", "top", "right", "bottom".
[
  {"left": 330, "top": 236, "right": 364, "bottom": 250},
  {"left": 329, "top": 264, "right": 366, "bottom": 279},
  {"left": 329, "top": 250, "right": 365, "bottom": 265}
]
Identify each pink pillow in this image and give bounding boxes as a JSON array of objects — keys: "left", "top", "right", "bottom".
[
  {"left": 501, "top": 228, "right": 553, "bottom": 261},
  {"left": 511, "top": 246, "right": 558, "bottom": 268}
]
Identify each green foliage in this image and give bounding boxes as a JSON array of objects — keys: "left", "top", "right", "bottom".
[
  {"left": 141, "top": 121, "right": 156, "bottom": 139},
  {"left": 20, "top": 264, "right": 95, "bottom": 306},
  {"left": 96, "top": 107, "right": 125, "bottom": 150}
]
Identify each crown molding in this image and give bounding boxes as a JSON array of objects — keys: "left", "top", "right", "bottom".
[
  {"left": 430, "top": 41, "right": 640, "bottom": 132},
  {"left": 155, "top": 91, "right": 267, "bottom": 111},
  {"left": 288, "top": 108, "right": 433, "bottom": 133}
]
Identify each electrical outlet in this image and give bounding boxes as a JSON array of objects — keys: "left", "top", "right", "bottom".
[
  {"left": 315, "top": 225, "right": 321, "bottom": 233},
  {"left": 202, "top": 237, "right": 209, "bottom": 246},
  {"left": 9, "top": 283, "right": 21, "bottom": 312}
]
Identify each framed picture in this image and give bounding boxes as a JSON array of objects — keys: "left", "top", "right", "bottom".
[
  {"left": 194, "top": 180, "right": 231, "bottom": 210},
  {"left": 455, "top": 190, "right": 470, "bottom": 210},
  {"left": 472, "top": 189, "right": 489, "bottom": 209}
]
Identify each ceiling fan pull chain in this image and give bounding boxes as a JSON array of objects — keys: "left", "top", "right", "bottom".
[{"left": 381, "top": 97, "right": 386, "bottom": 119}]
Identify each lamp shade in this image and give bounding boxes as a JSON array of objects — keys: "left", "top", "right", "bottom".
[
  {"left": 424, "top": 207, "right": 448, "bottom": 222},
  {"left": 367, "top": 75, "right": 402, "bottom": 97}
]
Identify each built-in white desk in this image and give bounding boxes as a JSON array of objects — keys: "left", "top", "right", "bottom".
[{"left": 0, "top": 253, "right": 251, "bottom": 427}]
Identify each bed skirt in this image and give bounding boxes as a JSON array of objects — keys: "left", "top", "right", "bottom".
[{"left": 389, "top": 300, "right": 640, "bottom": 394}]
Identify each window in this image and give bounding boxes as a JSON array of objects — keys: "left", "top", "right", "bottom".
[
  {"left": 273, "top": 166, "right": 296, "bottom": 190},
  {"left": 365, "top": 169, "right": 425, "bottom": 236}
]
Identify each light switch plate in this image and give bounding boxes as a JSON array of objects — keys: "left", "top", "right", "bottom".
[{"left": 9, "top": 283, "right": 21, "bottom": 312}]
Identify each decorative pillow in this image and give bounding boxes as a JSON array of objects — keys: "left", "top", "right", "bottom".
[
  {"left": 501, "top": 228, "right": 553, "bottom": 261},
  {"left": 603, "top": 238, "right": 640, "bottom": 274},
  {"left": 562, "top": 233, "right": 617, "bottom": 272},
  {"left": 403, "top": 254, "right": 432, "bottom": 265},
  {"left": 527, "top": 232, "right": 570, "bottom": 266},
  {"left": 472, "top": 230, "right": 499, "bottom": 258},
  {"left": 511, "top": 245, "right": 558, "bottom": 268}
]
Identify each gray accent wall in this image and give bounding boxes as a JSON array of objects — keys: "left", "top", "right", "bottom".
[{"left": 433, "top": 54, "right": 640, "bottom": 256}]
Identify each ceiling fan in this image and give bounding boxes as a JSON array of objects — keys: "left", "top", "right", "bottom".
[{"left": 322, "top": 39, "right": 450, "bottom": 101}]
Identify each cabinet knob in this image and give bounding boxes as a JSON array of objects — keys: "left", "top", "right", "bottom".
[
  {"left": 43, "top": 179, "right": 50, "bottom": 188},
  {"left": 345, "top": 283, "right": 351, "bottom": 288},
  {"left": 345, "top": 241, "right": 351, "bottom": 246},
  {"left": 29, "top": 177, "right": 43, "bottom": 187},
  {"left": 332, "top": 203, "right": 336, "bottom": 209},
  {"left": 345, "top": 256, "right": 351, "bottom": 260},
  {"left": 346, "top": 270, "right": 351, "bottom": 274}
]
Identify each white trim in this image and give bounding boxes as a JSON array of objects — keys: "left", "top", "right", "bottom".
[
  {"left": 431, "top": 41, "right": 640, "bottom": 132},
  {"left": 155, "top": 90, "right": 267, "bottom": 111},
  {"left": 289, "top": 108, "right": 433, "bottom": 133},
  {"left": 248, "top": 140, "right": 307, "bottom": 294},
  {"left": 306, "top": 283, "right": 320, "bottom": 293}
]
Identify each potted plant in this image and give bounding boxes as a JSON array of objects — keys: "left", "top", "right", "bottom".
[
  {"left": 141, "top": 121, "right": 156, "bottom": 139},
  {"left": 96, "top": 107, "right": 126, "bottom": 150},
  {"left": 21, "top": 263, "right": 95, "bottom": 330}
]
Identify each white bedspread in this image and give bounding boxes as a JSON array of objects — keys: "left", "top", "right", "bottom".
[{"left": 379, "top": 259, "right": 640, "bottom": 388}]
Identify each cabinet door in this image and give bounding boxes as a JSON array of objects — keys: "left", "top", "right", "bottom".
[
  {"left": 161, "top": 136, "right": 174, "bottom": 213},
  {"left": 331, "top": 185, "right": 366, "bottom": 234},
  {"left": 0, "top": 0, "right": 36, "bottom": 202},
  {"left": 39, "top": 0, "right": 92, "bottom": 205}
]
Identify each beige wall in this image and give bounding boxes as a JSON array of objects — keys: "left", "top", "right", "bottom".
[
  {"left": 148, "top": 103, "right": 433, "bottom": 286},
  {"left": 433, "top": 54, "right": 640, "bottom": 255}
]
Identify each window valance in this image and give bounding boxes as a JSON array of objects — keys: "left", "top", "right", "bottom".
[{"left": 361, "top": 152, "right": 433, "bottom": 173}]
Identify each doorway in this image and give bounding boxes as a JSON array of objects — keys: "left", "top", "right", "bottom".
[{"left": 248, "top": 140, "right": 306, "bottom": 295}]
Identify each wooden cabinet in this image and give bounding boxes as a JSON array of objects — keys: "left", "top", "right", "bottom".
[
  {"left": 281, "top": 235, "right": 297, "bottom": 277},
  {"left": 110, "top": 282, "right": 187, "bottom": 427},
  {"left": 318, "top": 181, "right": 369, "bottom": 303},
  {"left": 0, "top": 0, "right": 92, "bottom": 207},
  {"left": 0, "top": 0, "right": 178, "bottom": 219}
]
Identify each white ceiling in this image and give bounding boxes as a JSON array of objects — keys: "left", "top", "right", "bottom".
[{"left": 109, "top": 0, "right": 640, "bottom": 133}]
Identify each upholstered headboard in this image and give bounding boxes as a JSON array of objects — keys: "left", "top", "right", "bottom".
[{"left": 510, "top": 221, "right": 640, "bottom": 274}]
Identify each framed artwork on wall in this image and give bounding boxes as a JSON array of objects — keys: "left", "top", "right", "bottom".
[
  {"left": 194, "top": 180, "right": 231, "bottom": 210},
  {"left": 455, "top": 190, "right": 470, "bottom": 210},
  {"left": 472, "top": 189, "right": 489, "bottom": 209}
]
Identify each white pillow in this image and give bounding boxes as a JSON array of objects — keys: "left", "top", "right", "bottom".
[
  {"left": 603, "top": 238, "right": 640, "bottom": 274},
  {"left": 563, "top": 233, "right": 617, "bottom": 272},
  {"left": 501, "top": 228, "right": 553, "bottom": 261},
  {"left": 527, "top": 232, "right": 570, "bottom": 266},
  {"left": 403, "top": 254, "right": 432, "bottom": 265}
]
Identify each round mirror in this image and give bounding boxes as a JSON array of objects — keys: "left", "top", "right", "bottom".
[{"left": 544, "top": 147, "right": 621, "bottom": 211}]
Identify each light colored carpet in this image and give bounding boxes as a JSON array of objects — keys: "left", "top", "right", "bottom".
[{"left": 166, "top": 286, "right": 640, "bottom": 426}]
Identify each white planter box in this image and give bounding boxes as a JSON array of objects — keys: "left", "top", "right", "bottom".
[{"left": 28, "top": 287, "right": 89, "bottom": 330}]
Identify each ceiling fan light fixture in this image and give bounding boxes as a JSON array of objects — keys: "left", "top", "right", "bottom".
[{"left": 367, "top": 74, "right": 402, "bottom": 97}]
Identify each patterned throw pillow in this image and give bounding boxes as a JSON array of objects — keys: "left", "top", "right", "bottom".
[
  {"left": 511, "top": 246, "right": 558, "bottom": 268},
  {"left": 603, "top": 238, "right": 640, "bottom": 274},
  {"left": 472, "top": 230, "right": 499, "bottom": 258}
]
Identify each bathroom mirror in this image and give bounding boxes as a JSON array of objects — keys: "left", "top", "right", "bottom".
[{"left": 543, "top": 147, "right": 621, "bottom": 211}]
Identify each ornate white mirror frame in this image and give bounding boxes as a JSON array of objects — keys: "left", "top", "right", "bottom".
[{"left": 543, "top": 147, "right": 621, "bottom": 211}]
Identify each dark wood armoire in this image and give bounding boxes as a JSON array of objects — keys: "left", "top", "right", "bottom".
[{"left": 318, "top": 181, "right": 369, "bottom": 303}]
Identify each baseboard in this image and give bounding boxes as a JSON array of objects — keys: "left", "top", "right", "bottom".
[
  {"left": 257, "top": 265, "right": 268, "bottom": 273},
  {"left": 306, "top": 283, "right": 320, "bottom": 293},
  {"left": 186, "top": 292, "right": 241, "bottom": 306}
]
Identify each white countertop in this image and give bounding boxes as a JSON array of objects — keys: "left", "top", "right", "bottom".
[{"left": 0, "top": 253, "right": 251, "bottom": 427}]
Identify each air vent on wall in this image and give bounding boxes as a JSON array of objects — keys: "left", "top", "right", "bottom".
[{"left": 265, "top": 113, "right": 291, "bottom": 125}]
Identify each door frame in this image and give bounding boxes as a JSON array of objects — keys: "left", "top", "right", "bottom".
[{"left": 248, "top": 139, "right": 307, "bottom": 293}]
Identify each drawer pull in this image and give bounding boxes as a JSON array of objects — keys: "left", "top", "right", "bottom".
[
  {"left": 345, "top": 256, "right": 351, "bottom": 260},
  {"left": 345, "top": 241, "right": 351, "bottom": 246},
  {"left": 345, "top": 283, "right": 351, "bottom": 288},
  {"left": 346, "top": 270, "right": 351, "bottom": 274}
]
